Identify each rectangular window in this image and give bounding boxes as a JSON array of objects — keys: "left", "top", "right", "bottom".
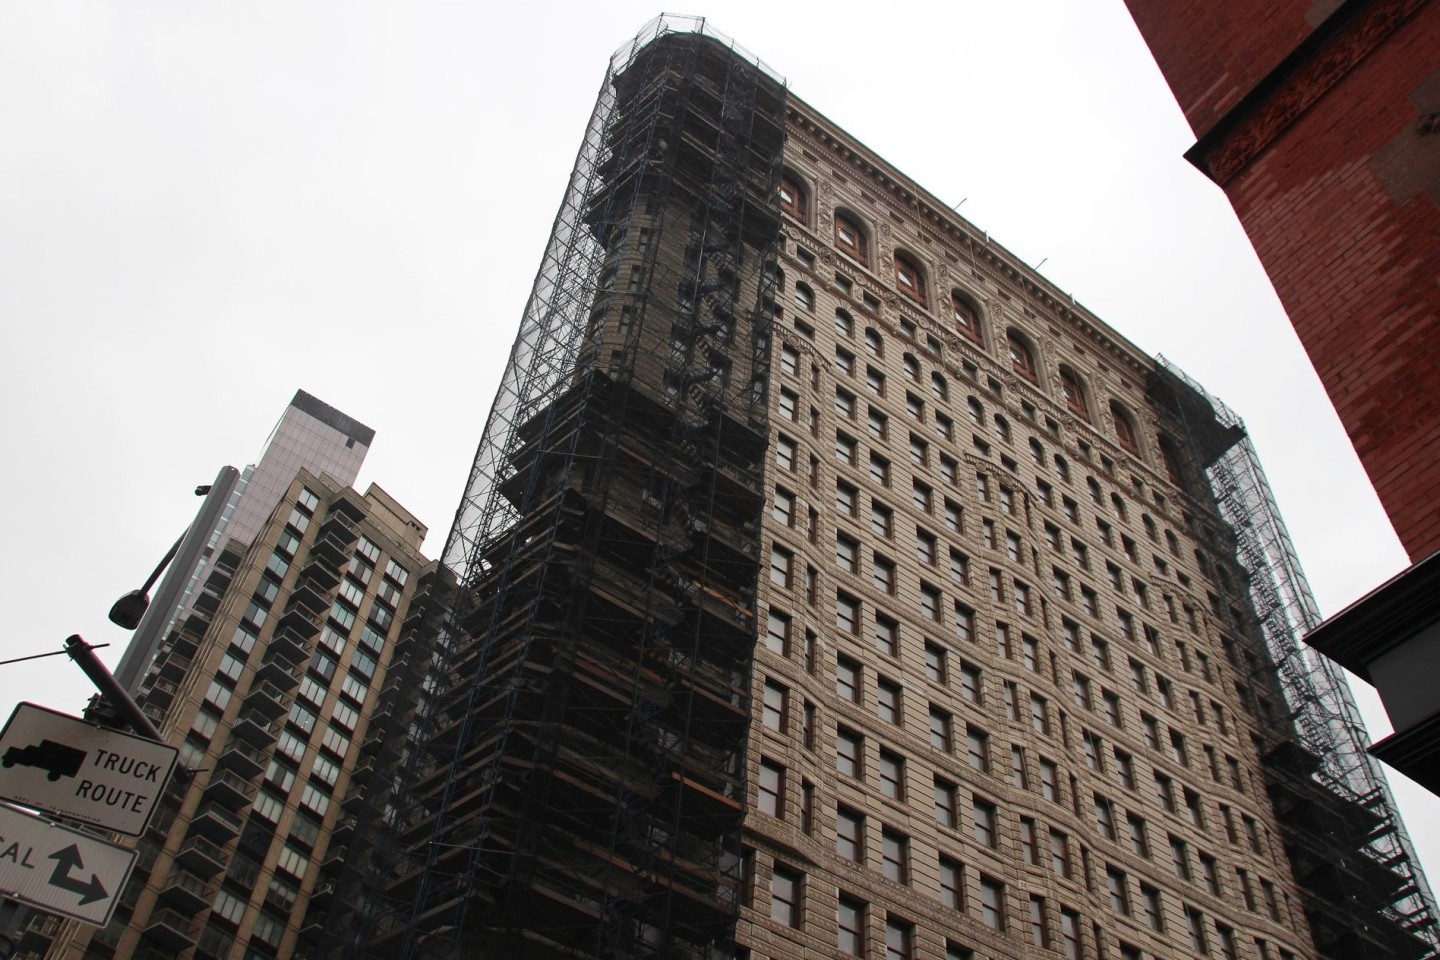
[
  {"left": 954, "top": 603, "right": 975, "bottom": 642},
  {"left": 881, "top": 829, "right": 909, "bottom": 884},
  {"left": 874, "top": 614, "right": 899, "bottom": 657},
  {"left": 771, "top": 545, "right": 794, "bottom": 587},
  {"left": 838, "top": 897, "right": 866, "bottom": 957},
  {"left": 837, "top": 728, "right": 863, "bottom": 778},
  {"left": 766, "top": 609, "right": 791, "bottom": 655},
  {"left": 772, "top": 865, "right": 803, "bottom": 927},
  {"left": 879, "top": 749, "right": 905, "bottom": 800},
  {"left": 1020, "top": 817, "right": 1039, "bottom": 864},
  {"left": 837, "top": 656, "right": 861, "bottom": 703},
  {"left": 885, "top": 919, "right": 913, "bottom": 960},
  {"left": 930, "top": 707, "right": 953, "bottom": 752},
  {"left": 837, "top": 806, "right": 865, "bottom": 861},
  {"left": 836, "top": 593, "right": 861, "bottom": 634},
  {"left": 763, "top": 680, "right": 788, "bottom": 732},
  {"left": 979, "top": 876, "right": 1006, "bottom": 931},
  {"left": 877, "top": 678, "right": 902, "bottom": 724},
  {"left": 1030, "top": 896, "right": 1049, "bottom": 948},
  {"left": 928, "top": 771, "right": 960, "bottom": 826},
  {"left": 1108, "top": 867, "right": 1131, "bottom": 915},
  {"left": 925, "top": 643, "right": 947, "bottom": 684},
  {"left": 965, "top": 725, "right": 989, "bottom": 771},
  {"left": 759, "top": 760, "right": 784, "bottom": 817},
  {"left": 973, "top": 798, "right": 998, "bottom": 847},
  {"left": 960, "top": 662, "right": 982, "bottom": 703},
  {"left": 939, "top": 856, "right": 964, "bottom": 909}
]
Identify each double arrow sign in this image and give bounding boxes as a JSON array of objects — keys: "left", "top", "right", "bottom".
[
  {"left": 0, "top": 805, "right": 135, "bottom": 925},
  {"left": 0, "top": 703, "right": 178, "bottom": 926}
]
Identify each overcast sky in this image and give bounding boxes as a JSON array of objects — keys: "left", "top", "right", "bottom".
[{"left": 1, "top": 1, "right": 1429, "bottom": 885}]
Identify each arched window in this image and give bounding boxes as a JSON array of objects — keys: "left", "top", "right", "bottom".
[
  {"left": 835, "top": 308, "right": 854, "bottom": 337},
  {"left": 903, "top": 354, "right": 919, "bottom": 382},
  {"left": 994, "top": 415, "right": 1011, "bottom": 444},
  {"left": 834, "top": 212, "right": 868, "bottom": 266},
  {"left": 967, "top": 396, "right": 984, "bottom": 427},
  {"left": 779, "top": 174, "right": 807, "bottom": 222},
  {"left": 1008, "top": 332, "right": 1037, "bottom": 383},
  {"left": 1059, "top": 367, "right": 1089, "bottom": 420},
  {"left": 1111, "top": 402, "right": 1139, "bottom": 455},
  {"left": 794, "top": 282, "right": 815, "bottom": 312},
  {"left": 952, "top": 291, "right": 982, "bottom": 345},
  {"left": 894, "top": 251, "right": 928, "bottom": 308},
  {"left": 1029, "top": 438, "right": 1045, "bottom": 467},
  {"left": 931, "top": 372, "right": 948, "bottom": 401},
  {"left": 865, "top": 328, "right": 883, "bottom": 358}
]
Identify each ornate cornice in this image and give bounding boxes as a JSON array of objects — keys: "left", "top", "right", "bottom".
[{"left": 1187, "top": 0, "right": 1430, "bottom": 184}]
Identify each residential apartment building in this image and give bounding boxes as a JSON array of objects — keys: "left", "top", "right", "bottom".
[
  {"left": 115, "top": 389, "right": 374, "bottom": 695},
  {"left": 27, "top": 469, "right": 446, "bottom": 959}
]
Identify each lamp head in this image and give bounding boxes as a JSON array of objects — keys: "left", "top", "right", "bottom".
[{"left": 108, "top": 590, "right": 150, "bottom": 630}]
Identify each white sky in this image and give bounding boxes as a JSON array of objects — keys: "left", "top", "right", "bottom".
[{"left": 1, "top": 1, "right": 1429, "bottom": 888}]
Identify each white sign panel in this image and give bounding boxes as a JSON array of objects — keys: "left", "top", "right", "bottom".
[
  {"left": 0, "top": 802, "right": 136, "bottom": 926},
  {"left": 0, "top": 703, "right": 178, "bottom": 837}
]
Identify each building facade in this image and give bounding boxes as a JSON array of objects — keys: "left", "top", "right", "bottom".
[
  {"left": 1121, "top": 0, "right": 1440, "bottom": 804},
  {"left": 318, "top": 16, "right": 1437, "bottom": 960},
  {"left": 27, "top": 462, "right": 444, "bottom": 955},
  {"left": 116, "top": 389, "right": 376, "bottom": 695}
]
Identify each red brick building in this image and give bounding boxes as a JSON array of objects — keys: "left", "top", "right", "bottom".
[
  {"left": 1121, "top": 0, "right": 1440, "bottom": 794},
  {"left": 1124, "top": 0, "right": 1440, "bottom": 560}
]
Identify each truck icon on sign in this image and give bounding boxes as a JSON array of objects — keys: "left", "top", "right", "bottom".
[{"left": 3, "top": 739, "right": 87, "bottom": 781}]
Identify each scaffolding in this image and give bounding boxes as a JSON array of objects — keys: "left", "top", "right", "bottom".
[
  {"left": 340, "top": 17, "right": 787, "bottom": 960},
  {"left": 1152, "top": 357, "right": 1439, "bottom": 960}
]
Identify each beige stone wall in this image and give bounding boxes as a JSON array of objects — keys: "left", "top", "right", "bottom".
[{"left": 733, "top": 104, "right": 1315, "bottom": 960}]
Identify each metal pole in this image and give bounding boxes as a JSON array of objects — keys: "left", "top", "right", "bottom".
[{"left": 113, "top": 465, "right": 239, "bottom": 693}]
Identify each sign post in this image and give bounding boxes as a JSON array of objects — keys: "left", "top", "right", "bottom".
[{"left": 0, "top": 703, "right": 178, "bottom": 838}]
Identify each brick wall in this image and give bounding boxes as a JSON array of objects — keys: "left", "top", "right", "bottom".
[
  {"left": 1125, "top": 0, "right": 1440, "bottom": 560},
  {"left": 1124, "top": 0, "right": 1324, "bottom": 137}
]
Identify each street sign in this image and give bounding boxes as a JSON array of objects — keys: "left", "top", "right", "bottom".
[
  {"left": 0, "top": 802, "right": 136, "bottom": 926},
  {"left": 0, "top": 703, "right": 178, "bottom": 837}
]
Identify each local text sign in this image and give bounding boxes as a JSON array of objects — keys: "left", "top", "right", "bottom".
[
  {"left": 0, "top": 801, "right": 136, "bottom": 926},
  {"left": 0, "top": 703, "right": 178, "bottom": 836}
]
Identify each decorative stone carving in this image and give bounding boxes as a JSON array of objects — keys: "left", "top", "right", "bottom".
[{"left": 1205, "top": 0, "right": 1423, "bottom": 183}]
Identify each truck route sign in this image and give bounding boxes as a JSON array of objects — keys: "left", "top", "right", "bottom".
[{"left": 0, "top": 703, "right": 178, "bottom": 837}]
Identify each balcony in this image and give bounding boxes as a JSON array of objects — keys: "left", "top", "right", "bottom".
[
  {"left": 232, "top": 711, "right": 280, "bottom": 747},
  {"left": 341, "top": 784, "right": 368, "bottom": 812},
  {"left": 277, "top": 607, "right": 321, "bottom": 639},
  {"left": 242, "top": 680, "right": 290, "bottom": 721},
  {"left": 311, "top": 527, "right": 355, "bottom": 565},
  {"left": 215, "top": 739, "right": 268, "bottom": 780},
  {"left": 189, "top": 802, "right": 243, "bottom": 842},
  {"left": 286, "top": 580, "right": 329, "bottom": 615},
  {"left": 321, "top": 844, "right": 349, "bottom": 871},
  {"left": 308, "top": 877, "right": 337, "bottom": 910},
  {"left": 298, "top": 557, "right": 341, "bottom": 591},
  {"left": 157, "top": 653, "right": 193, "bottom": 682},
  {"left": 174, "top": 836, "right": 228, "bottom": 878},
  {"left": 143, "top": 907, "right": 200, "bottom": 949},
  {"left": 201, "top": 769, "right": 256, "bottom": 810},
  {"left": 254, "top": 657, "right": 301, "bottom": 691},
  {"left": 266, "top": 626, "right": 310, "bottom": 664},
  {"left": 157, "top": 867, "right": 213, "bottom": 913},
  {"left": 321, "top": 498, "right": 363, "bottom": 531},
  {"left": 329, "top": 816, "right": 357, "bottom": 844}
]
